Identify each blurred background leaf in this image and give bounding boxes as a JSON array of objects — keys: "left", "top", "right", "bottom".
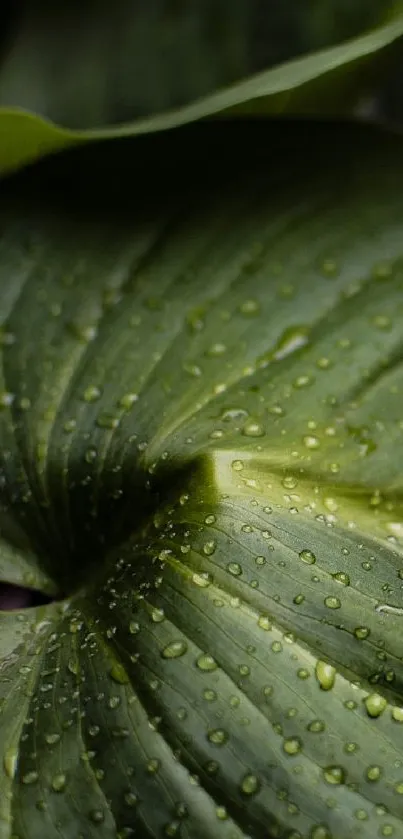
[{"left": 0, "top": 0, "right": 401, "bottom": 130}]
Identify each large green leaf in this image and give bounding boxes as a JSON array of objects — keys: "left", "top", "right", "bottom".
[
  {"left": 1, "top": 8, "right": 403, "bottom": 176},
  {"left": 1, "top": 121, "right": 403, "bottom": 837}
]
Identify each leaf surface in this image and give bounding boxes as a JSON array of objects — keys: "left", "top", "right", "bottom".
[{"left": 1, "top": 122, "right": 403, "bottom": 837}]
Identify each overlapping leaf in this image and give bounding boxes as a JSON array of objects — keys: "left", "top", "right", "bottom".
[
  {"left": 1, "top": 6, "right": 403, "bottom": 176},
  {"left": 1, "top": 122, "right": 403, "bottom": 837}
]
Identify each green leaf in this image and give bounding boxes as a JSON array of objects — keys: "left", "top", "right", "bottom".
[
  {"left": 1, "top": 8, "right": 403, "bottom": 176},
  {"left": 1, "top": 120, "right": 403, "bottom": 837}
]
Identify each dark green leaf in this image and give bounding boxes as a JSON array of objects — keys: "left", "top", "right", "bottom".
[{"left": 1, "top": 121, "right": 403, "bottom": 837}]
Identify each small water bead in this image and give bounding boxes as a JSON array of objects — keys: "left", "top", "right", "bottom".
[
  {"left": 257, "top": 615, "right": 272, "bottom": 631},
  {"left": 282, "top": 475, "right": 298, "bottom": 490},
  {"left": 150, "top": 607, "right": 165, "bottom": 623},
  {"left": 365, "top": 693, "right": 387, "bottom": 718},
  {"left": 299, "top": 549, "right": 316, "bottom": 565},
  {"left": 293, "top": 594, "right": 305, "bottom": 605},
  {"left": 22, "top": 771, "right": 39, "bottom": 785},
  {"left": 226, "top": 562, "right": 242, "bottom": 577},
  {"left": 124, "top": 791, "right": 138, "bottom": 807},
  {"left": 85, "top": 447, "right": 97, "bottom": 464},
  {"left": 366, "top": 765, "right": 382, "bottom": 782},
  {"left": 216, "top": 806, "right": 228, "bottom": 820},
  {"left": 118, "top": 393, "right": 138, "bottom": 410},
  {"left": 392, "top": 707, "right": 403, "bottom": 722},
  {"left": 110, "top": 663, "right": 129, "bottom": 685},
  {"left": 380, "top": 826, "right": 394, "bottom": 837},
  {"left": 196, "top": 654, "right": 217, "bottom": 672},
  {"left": 146, "top": 759, "right": 160, "bottom": 774},
  {"left": 97, "top": 412, "right": 120, "bottom": 429},
  {"left": 203, "top": 540, "right": 216, "bottom": 556},
  {"left": 192, "top": 572, "right": 211, "bottom": 588},
  {"left": 293, "top": 375, "right": 314, "bottom": 389},
  {"left": 372, "top": 314, "right": 392, "bottom": 330},
  {"left": 129, "top": 621, "right": 140, "bottom": 635},
  {"left": 303, "top": 435, "right": 320, "bottom": 450},
  {"left": 239, "top": 299, "right": 260, "bottom": 316},
  {"left": 307, "top": 720, "right": 325, "bottom": 733},
  {"left": 240, "top": 773, "right": 261, "bottom": 796},
  {"left": 344, "top": 742, "right": 358, "bottom": 754},
  {"left": 204, "top": 514, "right": 216, "bottom": 525},
  {"left": 297, "top": 668, "right": 310, "bottom": 680},
  {"left": 332, "top": 571, "right": 350, "bottom": 586},
  {"left": 221, "top": 408, "right": 249, "bottom": 422},
  {"left": 310, "top": 827, "right": 332, "bottom": 839},
  {"left": 161, "top": 641, "right": 188, "bottom": 660},
  {"left": 324, "top": 596, "right": 341, "bottom": 610},
  {"left": 323, "top": 766, "right": 345, "bottom": 785},
  {"left": 203, "top": 689, "right": 217, "bottom": 702},
  {"left": 354, "top": 627, "right": 370, "bottom": 640},
  {"left": 242, "top": 419, "right": 265, "bottom": 438},
  {"left": 0, "top": 391, "right": 14, "bottom": 408},
  {"left": 3, "top": 748, "right": 18, "bottom": 779},
  {"left": 51, "top": 773, "right": 67, "bottom": 792},
  {"left": 45, "top": 734, "right": 61, "bottom": 745},
  {"left": 82, "top": 385, "right": 101, "bottom": 403},
  {"left": 315, "top": 661, "right": 336, "bottom": 691},
  {"left": 207, "top": 728, "right": 229, "bottom": 746},
  {"left": 283, "top": 737, "right": 302, "bottom": 756},
  {"left": 89, "top": 809, "right": 105, "bottom": 824},
  {"left": 271, "top": 641, "right": 282, "bottom": 653},
  {"left": 231, "top": 460, "right": 244, "bottom": 472}
]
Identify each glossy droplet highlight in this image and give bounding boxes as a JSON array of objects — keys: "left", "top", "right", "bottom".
[
  {"left": 315, "top": 661, "right": 336, "bottom": 690},
  {"left": 161, "top": 640, "right": 188, "bottom": 659},
  {"left": 299, "top": 549, "right": 316, "bottom": 565},
  {"left": 365, "top": 693, "right": 387, "bottom": 718}
]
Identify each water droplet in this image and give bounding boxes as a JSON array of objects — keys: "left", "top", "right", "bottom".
[
  {"left": 366, "top": 765, "right": 382, "bottom": 782},
  {"left": 89, "top": 809, "right": 105, "bottom": 824},
  {"left": 239, "top": 299, "right": 260, "bottom": 316},
  {"left": 303, "top": 435, "right": 320, "bottom": 450},
  {"left": 315, "top": 661, "right": 336, "bottom": 690},
  {"left": 307, "top": 720, "right": 325, "bottom": 733},
  {"left": 257, "top": 615, "right": 272, "bottom": 631},
  {"left": 161, "top": 640, "right": 188, "bottom": 659},
  {"left": 242, "top": 419, "right": 265, "bottom": 437},
  {"left": 240, "top": 773, "right": 261, "bottom": 796},
  {"left": 354, "top": 627, "right": 370, "bottom": 640},
  {"left": 207, "top": 728, "right": 229, "bottom": 746},
  {"left": 146, "top": 758, "right": 160, "bottom": 774},
  {"left": 323, "top": 765, "right": 345, "bottom": 785},
  {"left": 231, "top": 459, "right": 244, "bottom": 472},
  {"left": 226, "top": 562, "right": 242, "bottom": 576},
  {"left": 299, "top": 549, "right": 316, "bottom": 565},
  {"left": 392, "top": 707, "right": 403, "bottom": 723},
  {"left": 324, "top": 596, "right": 341, "bottom": 610},
  {"left": 332, "top": 571, "right": 350, "bottom": 586},
  {"left": 196, "top": 654, "right": 217, "bottom": 672},
  {"left": 283, "top": 736, "right": 302, "bottom": 756},
  {"left": 119, "top": 393, "right": 138, "bottom": 410},
  {"left": 51, "top": 773, "right": 67, "bottom": 792},
  {"left": 110, "top": 663, "right": 129, "bottom": 685},
  {"left": 82, "top": 385, "right": 101, "bottom": 403},
  {"left": 365, "top": 693, "right": 387, "bottom": 718},
  {"left": 3, "top": 748, "right": 18, "bottom": 778},
  {"left": 203, "top": 540, "right": 217, "bottom": 556},
  {"left": 45, "top": 733, "right": 61, "bottom": 745},
  {"left": 22, "top": 770, "right": 38, "bottom": 785},
  {"left": 0, "top": 391, "right": 14, "bottom": 409}
]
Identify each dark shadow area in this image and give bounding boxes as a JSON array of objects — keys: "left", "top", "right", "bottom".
[{"left": 0, "top": 581, "right": 56, "bottom": 610}]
